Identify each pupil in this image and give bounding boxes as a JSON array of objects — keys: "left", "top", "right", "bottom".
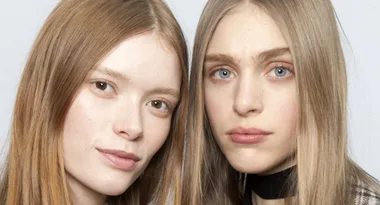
[
  {"left": 276, "top": 68, "right": 286, "bottom": 76},
  {"left": 153, "top": 101, "right": 162, "bottom": 108},
  {"left": 96, "top": 82, "right": 106, "bottom": 90}
]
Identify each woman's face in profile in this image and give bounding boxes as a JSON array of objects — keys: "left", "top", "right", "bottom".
[
  {"left": 62, "top": 32, "right": 181, "bottom": 197},
  {"left": 204, "top": 4, "right": 298, "bottom": 175}
]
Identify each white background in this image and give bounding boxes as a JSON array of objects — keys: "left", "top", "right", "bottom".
[{"left": 0, "top": 0, "right": 379, "bottom": 179}]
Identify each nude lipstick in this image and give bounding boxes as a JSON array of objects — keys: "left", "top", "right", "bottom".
[
  {"left": 227, "top": 127, "right": 272, "bottom": 144},
  {"left": 97, "top": 148, "right": 141, "bottom": 171}
]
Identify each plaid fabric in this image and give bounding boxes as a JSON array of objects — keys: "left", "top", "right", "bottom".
[{"left": 351, "top": 180, "right": 380, "bottom": 205}]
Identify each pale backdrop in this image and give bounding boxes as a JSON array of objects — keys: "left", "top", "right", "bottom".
[{"left": 0, "top": 0, "right": 378, "bottom": 179}]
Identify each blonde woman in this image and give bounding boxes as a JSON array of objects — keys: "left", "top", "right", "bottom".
[
  {"left": 183, "top": 0, "right": 380, "bottom": 205},
  {"left": 0, "top": 0, "right": 188, "bottom": 204}
]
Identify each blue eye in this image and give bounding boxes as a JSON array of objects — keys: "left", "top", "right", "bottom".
[
  {"left": 268, "top": 66, "right": 293, "bottom": 78},
  {"left": 274, "top": 67, "right": 287, "bottom": 77},
  {"left": 213, "top": 68, "right": 233, "bottom": 79}
]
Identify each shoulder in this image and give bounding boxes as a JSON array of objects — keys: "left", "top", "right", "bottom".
[{"left": 351, "top": 179, "right": 380, "bottom": 205}]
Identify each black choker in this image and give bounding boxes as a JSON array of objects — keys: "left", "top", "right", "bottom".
[{"left": 244, "top": 166, "right": 296, "bottom": 201}]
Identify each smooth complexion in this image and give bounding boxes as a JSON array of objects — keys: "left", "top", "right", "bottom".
[
  {"left": 63, "top": 32, "right": 181, "bottom": 205},
  {"left": 204, "top": 4, "right": 297, "bottom": 177}
]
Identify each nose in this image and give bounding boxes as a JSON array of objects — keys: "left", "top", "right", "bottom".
[
  {"left": 113, "top": 97, "right": 143, "bottom": 141},
  {"left": 233, "top": 73, "right": 263, "bottom": 116}
]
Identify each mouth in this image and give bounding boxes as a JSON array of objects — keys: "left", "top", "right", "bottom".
[
  {"left": 226, "top": 127, "right": 272, "bottom": 144},
  {"left": 97, "top": 148, "right": 141, "bottom": 171}
]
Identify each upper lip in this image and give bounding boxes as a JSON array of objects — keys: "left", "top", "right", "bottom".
[
  {"left": 97, "top": 148, "right": 141, "bottom": 161},
  {"left": 226, "top": 127, "right": 272, "bottom": 135}
]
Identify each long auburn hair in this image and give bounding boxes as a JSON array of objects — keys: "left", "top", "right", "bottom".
[
  {"left": 0, "top": 0, "right": 188, "bottom": 204},
  {"left": 182, "top": 0, "right": 380, "bottom": 205}
]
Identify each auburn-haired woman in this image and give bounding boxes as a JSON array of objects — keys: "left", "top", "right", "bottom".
[{"left": 0, "top": 0, "right": 188, "bottom": 204}]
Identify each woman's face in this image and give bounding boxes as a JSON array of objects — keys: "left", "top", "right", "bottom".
[
  {"left": 204, "top": 4, "right": 298, "bottom": 175},
  {"left": 63, "top": 32, "right": 181, "bottom": 202}
]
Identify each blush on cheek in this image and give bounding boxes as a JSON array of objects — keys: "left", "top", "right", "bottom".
[
  {"left": 283, "top": 101, "right": 298, "bottom": 122},
  {"left": 205, "top": 88, "right": 220, "bottom": 117},
  {"left": 270, "top": 87, "right": 298, "bottom": 122},
  {"left": 204, "top": 99, "right": 218, "bottom": 126},
  {"left": 145, "top": 119, "right": 172, "bottom": 157},
  {"left": 204, "top": 98, "right": 225, "bottom": 141},
  {"left": 274, "top": 99, "right": 298, "bottom": 142}
]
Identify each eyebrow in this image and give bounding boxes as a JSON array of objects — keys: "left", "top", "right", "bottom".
[
  {"left": 255, "top": 47, "right": 291, "bottom": 62},
  {"left": 205, "top": 47, "right": 291, "bottom": 65},
  {"left": 205, "top": 53, "right": 237, "bottom": 65},
  {"left": 96, "top": 67, "right": 128, "bottom": 81},
  {"left": 148, "top": 87, "right": 180, "bottom": 99}
]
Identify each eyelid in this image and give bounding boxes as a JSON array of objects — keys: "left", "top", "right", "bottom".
[
  {"left": 163, "top": 99, "right": 175, "bottom": 111},
  {"left": 266, "top": 62, "right": 294, "bottom": 73},
  {"left": 204, "top": 62, "right": 224, "bottom": 73},
  {"left": 208, "top": 65, "right": 234, "bottom": 76},
  {"left": 90, "top": 79, "right": 118, "bottom": 93},
  {"left": 268, "top": 61, "right": 293, "bottom": 69},
  {"left": 148, "top": 98, "right": 174, "bottom": 112},
  {"left": 211, "top": 68, "right": 235, "bottom": 81},
  {"left": 264, "top": 64, "right": 295, "bottom": 80}
]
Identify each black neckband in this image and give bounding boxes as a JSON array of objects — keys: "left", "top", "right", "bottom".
[{"left": 245, "top": 166, "right": 296, "bottom": 200}]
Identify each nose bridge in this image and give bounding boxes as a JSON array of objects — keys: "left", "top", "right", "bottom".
[
  {"left": 113, "top": 92, "right": 143, "bottom": 140},
  {"left": 233, "top": 69, "right": 263, "bottom": 115}
]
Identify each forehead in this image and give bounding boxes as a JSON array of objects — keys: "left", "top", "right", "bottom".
[
  {"left": 99, "top": 32, "right": 181, "bottom": 90},
  {"left": 207, "top": 4, "right": 288, "bottom": 56}
]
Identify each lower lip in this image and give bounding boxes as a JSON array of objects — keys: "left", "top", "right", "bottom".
[
  {"left": 229, "top": 134, "right": 268, "bottom": 144},
  {"left": 98, "top": 151, "right": 137, "bottom": 171}
]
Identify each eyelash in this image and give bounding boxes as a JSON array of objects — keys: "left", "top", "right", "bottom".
[
  {"left": 91, "top": 80, "right": 117, "bottom": 97},
  {"left": 147, "top": 100, "right": 172, "bottom": 112},
  {"left": 209, "top": 66, "right": 235, "bottom": 80},
  {"left": 265, "top": 63, "right": 294, "bottom": 79},
  {"left": 208, "top": 63, "right": 294, "bottom": 80},
  {"left": 91, "top": 80, "right": 174, "bottom": 109}
]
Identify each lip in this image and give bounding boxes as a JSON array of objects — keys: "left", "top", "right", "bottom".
[
  {"left": 97, "top": 148, "right": 141, "bottom": 171},
  {"left": 226, "top": 127, "right": 272, "bottom": 144}
]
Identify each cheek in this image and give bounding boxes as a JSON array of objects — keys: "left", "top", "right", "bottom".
[
  {"left": 62, "top": 93, "right": 94, "bottom": 178},
  {"left": 205, "top": 94, "right": 218, "bottom": 123},
  {"left": 63, "top": 90, "right": 109, "bottom": 158},
  {"left": 276, "top": 97, "right": 297, "bottom": 122},
  {"left": 205, "top": 90, "right": 221, "bottom": 135},
  {"left": 143, "top": 114, "right": 172, "bottom": 158},
  {"left": 267, "top": 86, "right": 298, "bottom": 137},
  {"left": 63, "top": 99, "right": 92, "bottom": 149},
  {"left": 204, "top": 83, "right": 231, "bottom": 130}
]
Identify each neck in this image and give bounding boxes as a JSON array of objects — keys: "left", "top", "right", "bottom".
[
  {"left": 254, "top": 194, "right": 284, "bottom": 205},
  {"left": 260, "top": 154, "right": 296, "bottom": 176},
  {"left": 66, "top": 173, "right": 106, "bottom": 205},
  {"left": 246, "top": 165, "right": 296, "bottom": 204}
]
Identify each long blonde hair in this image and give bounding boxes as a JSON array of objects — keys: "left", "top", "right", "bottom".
[
  {"left": 0, "top": 0, "right": 188, "bottom": 204},
  {"left": 182, "top": 0, "right": 380, "bottom": 205}
]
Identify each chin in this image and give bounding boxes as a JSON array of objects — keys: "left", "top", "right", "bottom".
[
  {"left": 227, "top": 152, "right": 295, "bottom": 175},
  {"left": 224, "top": 151, "right": 281, "bottom": 174},
  {"left": 95, "top": 182, "right": 133, "bottom": 196},
  {"left": 103, "top": 189, "right": 128, "bottom": 196},
  {"left": 229, "top": 160, "right": 270, "bottom": 174},
  {"left": 90, "top": 174, "right": 139, "bottom": 196}
]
